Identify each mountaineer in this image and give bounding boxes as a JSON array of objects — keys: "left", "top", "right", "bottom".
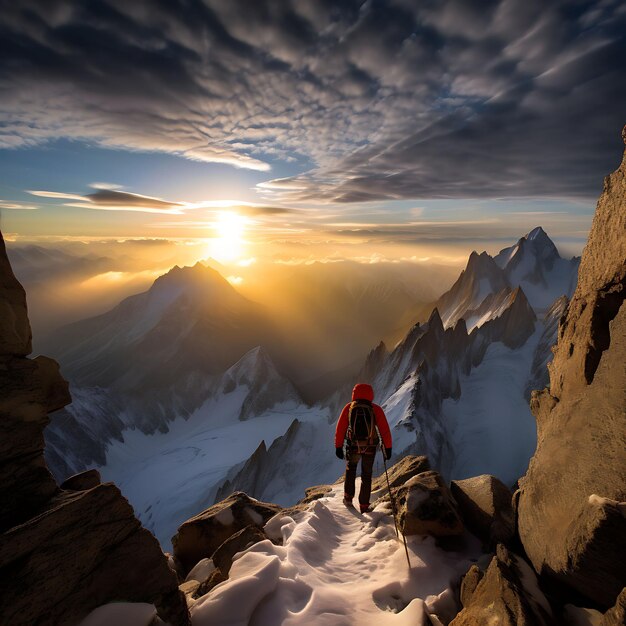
[{"left": 334, "top": 383, "right": 392, "bottom": 513}]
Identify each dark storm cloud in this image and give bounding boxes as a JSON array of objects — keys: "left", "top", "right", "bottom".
[{"left": 1, "top": 0, "right": 625, "bottom": 199}]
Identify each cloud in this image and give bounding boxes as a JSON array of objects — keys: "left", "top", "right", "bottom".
[
  {"left": 1, "top": 0, "right": 624, "bottom": 201},
  {"left": 0, "top": 201, "right": 38, "bottom": 210},
  {"left": 29, "top": 188, "right": 186, "bottom": 214}
]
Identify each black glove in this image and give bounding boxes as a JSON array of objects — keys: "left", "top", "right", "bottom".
[
  {"left": 335, "top": 447, "right": 344, "bottom": 460},
  {"left": 385, "top": 447, "right": 392, "bottom": 460}
]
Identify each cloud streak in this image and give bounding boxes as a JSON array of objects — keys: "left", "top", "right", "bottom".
[{"left": 1, "top": 0, "right": 624, "bottom": 202}]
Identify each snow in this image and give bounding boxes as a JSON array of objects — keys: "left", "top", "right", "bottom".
[
  {"left": 78, "top": 602, "right": 156, "bottom": 626},
  {"left": 442, "top": 326, "right": 543, "bottom": 485},
  {"left": 189, "top": 482, "right": 482, "bottom": 626},
  {"left": 186, "top": 558, "right": 217, "bottom": 583},
  {"left": 99, "top": 397, "right": 322, "bottom": 549}
]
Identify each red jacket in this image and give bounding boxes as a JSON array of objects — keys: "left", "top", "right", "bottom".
[{"left": 335, "top": 383, "right": 392, "bottom": 448}]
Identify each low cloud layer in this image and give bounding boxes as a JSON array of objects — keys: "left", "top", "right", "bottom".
[{"left": 1, "top": 0, "right": 625, "bottom": 202}]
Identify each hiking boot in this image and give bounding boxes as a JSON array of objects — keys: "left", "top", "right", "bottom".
[
  {"left": 343, "top": 494, "right": 354, "bottom": 507},
  {"left": 359, "top": 503, "right": 371, "bottom": 513}
]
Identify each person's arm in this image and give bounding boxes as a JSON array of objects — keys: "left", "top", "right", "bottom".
[
  {"left": 374, "top": 404, "right": 392, "bottom": 450},
  {"left": 334, "top": 404, "right": 350, "bottom": 448}
]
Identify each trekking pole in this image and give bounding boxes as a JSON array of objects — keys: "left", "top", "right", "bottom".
[{"left": 377, "top": 433, "right": 411, "bottom": 569}]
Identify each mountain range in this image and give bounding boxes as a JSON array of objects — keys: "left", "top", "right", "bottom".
[{"left": 43, "top": 226, "right": 579, "bottom": 546}]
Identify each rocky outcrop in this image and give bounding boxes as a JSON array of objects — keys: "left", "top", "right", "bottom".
[
  {"left": 450, "top": 544, "right": 554, "bottom": 625},
  {"left": 517, "top": 128, "right": 626, "bottom": 608},
  {"left": 0, "top": 230, "right": 190, "bottom": 626},
  {"left": 212, "top": 525, "right": 268, "bottom": 575},
  {"left": 372, "top": 454, "right": 431, "bottom": 493},
  {"left": 395, "top": 471, "right": 464, "bottom": 537},
  {"left": 172, "top": 491, "right": 281, "bottom": 574},
  {"left": 0, "top": 484, "right": 189, "bottom": 626},
  {"left": 450, "top": 474, "right": 514, "bottom": 549}
]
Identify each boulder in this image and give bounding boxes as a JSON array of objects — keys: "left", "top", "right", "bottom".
[
  {"left": 211, "top": 525, "right": 268, "bottom": 575},
  {"left": 172, "top": 491, "right": 281, "bottom": 574},
  {"left": 450, "top": 544, "right": 553, "bottom": 625},
  {"left": 450, "top": 474, "right": 514, "bottom": 549},
  {"left": 0, "top": 230, "right": 190, "bottom": 626},
  {"left": 0, "top": 483, "right": 189, "bottom": 626},
  {"left": 372, "top": 454, "right": 431, "bottom": 494},
  {"left": 395, "top": 471, "right": 464, "bottom": 537},
  {"left": 517, "top": 127, "right": 626, "bottom": 608}
]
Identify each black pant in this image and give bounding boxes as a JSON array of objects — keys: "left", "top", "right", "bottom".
[{"left": 344, "top": 450, "right": 376, "bottom": 505}]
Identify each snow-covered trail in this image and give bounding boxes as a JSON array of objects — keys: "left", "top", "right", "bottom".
[{"left": 190, "top": 481, "right": 481, "bottom": 626}]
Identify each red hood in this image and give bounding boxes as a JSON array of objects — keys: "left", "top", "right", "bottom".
[{"left": 352, "top": 383, "right": 374, "bottom": 402}]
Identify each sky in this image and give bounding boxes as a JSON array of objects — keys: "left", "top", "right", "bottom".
[{"left": 1, "top": 0, "right": 625, "bottom": 269}]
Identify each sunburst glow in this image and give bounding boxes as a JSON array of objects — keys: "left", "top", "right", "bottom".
[{"left": 210, "top": 211, "right": 246, "bottom": 262}]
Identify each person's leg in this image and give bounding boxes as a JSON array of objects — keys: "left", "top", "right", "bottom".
[
  {"left": 358, "top": 452, "right": 376, "bottom": 509},
  {"left": 344, "top": 450, "right": 360, "bottom": 501}
]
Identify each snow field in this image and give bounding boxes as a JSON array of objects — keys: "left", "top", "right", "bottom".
[
  {"left": 190, "top": 482, "right": 481, "bottom": 626},
  {"left": 442, "top": 328, "right": 542, "bottom": 485},
  {"left": 100, "top": 394, "right": 323, "bottom": 548}
]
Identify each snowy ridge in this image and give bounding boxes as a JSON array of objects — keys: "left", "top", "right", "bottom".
[
  {"left": 438, "top": 227, "right": 578, "bottom": 329},
  {"left": 188, "top": 482, "right": 481, "bottom": 626}
]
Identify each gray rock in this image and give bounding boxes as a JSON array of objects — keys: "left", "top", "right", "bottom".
[
  {"left": 450, "top": 474, "right": 514, "bottom": 549},
  {"left": 395, "top": 470, "right": 464, "bottom": 537},
  {"left": 517, "top": 127, "right": 626, "bottom": 608},
  {"left": 172, "top": 491, "right": 281, "bottom": 574}
]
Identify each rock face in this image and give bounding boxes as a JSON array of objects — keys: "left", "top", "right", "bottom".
[
  {"left": 450, "top": 474, "right": 514, "bottom": 549},
  {"left": 172, "top": 491, "right": 281, "bottom": 574},
  {"left": 212, "top": 525, "right": 268, "bottom": 575},
  {"left": 0, "top": 231, "right": 189, "bottom": 626},
  {"left": 450, "top": 544, "right": 553, "bottom": 625},
  {"left": 601, "top": 588, "right": 626, "bottom": 626},
  {"left": 517, "top": 128, "right": 626, "bottom": 608},
  {"left": 395, "top": 470, "right": 464, "bottom": 537}
]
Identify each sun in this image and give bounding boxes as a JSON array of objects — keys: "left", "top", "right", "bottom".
[{"left": 210, "top": 211, "right": 246, "bottom": 262}]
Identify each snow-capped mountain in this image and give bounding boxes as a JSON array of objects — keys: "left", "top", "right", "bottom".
[
  {"left": 45, "top": 226, "right": 579, "bottom": 548},
  {"left": 216, "top": 228, "right": 579, "bottom": 506},
  {"left": 437, "top": 227, "right": 578, "bottom": 329},
  {"left": 43, "top": 263, "right": 298, "bottom": 479}
]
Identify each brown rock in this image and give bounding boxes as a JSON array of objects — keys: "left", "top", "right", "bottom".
[
  {"left": 601, "top": 587, "right": 626, "bottom": 626},
  {"left": 371, "top": 454, "right": 431, "bottom": 494},
  {"left": 459, "top": 564, "right": 484, "bottom": 607},
  {"left": 450, "top": 474, "right": 514, "bottom": 549},
  {"left": 61, "top": 468, "right": 102, "bottom": 491},
  {"left": 211, "top": 524, "right": 267, "bottom": 575},
  {"left": 517, "top": 128, "right": 626, "bottom": 608},
  {"left": 395, "top": 470, "right": 464, "bottom": 537},
  {"left": 0, "top": 483, "right": 189, "bottom": 626},
  {"left": 451, "top": 544, "right": 553, "bottom": 626},
  {"left": 0, "top": 232, "right": 31, "bottom": 357},
  {"left": 172, "top": 491, "right": 281, "bottom": 574},
  {"left": 194, "top": 568, "right": 228, "bottom": 599}
]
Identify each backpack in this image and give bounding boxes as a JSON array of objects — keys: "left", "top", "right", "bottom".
[{"left": 347, "top": 400, "right": 379, "bottom": 452}]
